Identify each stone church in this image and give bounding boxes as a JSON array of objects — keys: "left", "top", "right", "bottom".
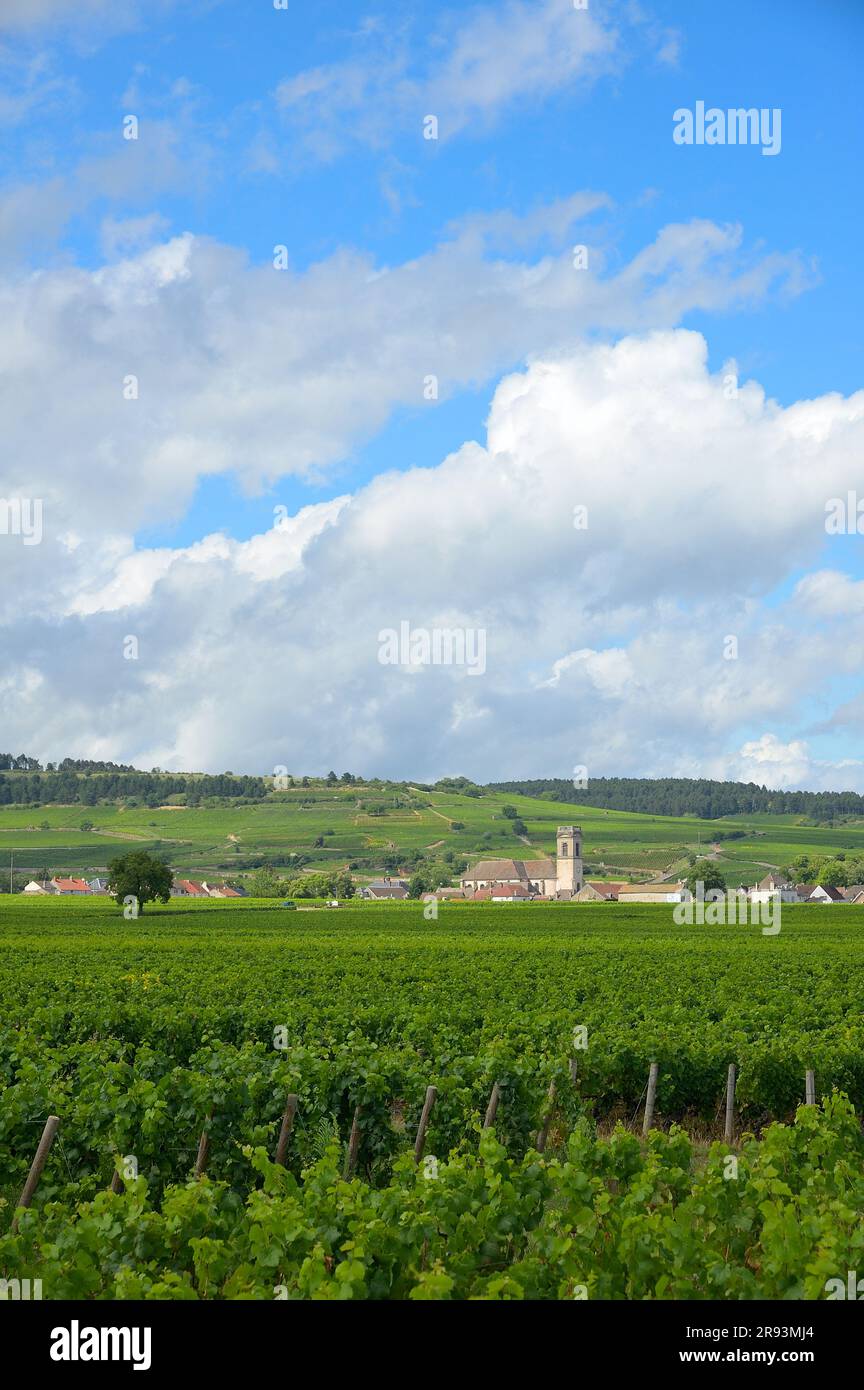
[{"left": 460, "top": 826, "right": 583, "bottom": 900}]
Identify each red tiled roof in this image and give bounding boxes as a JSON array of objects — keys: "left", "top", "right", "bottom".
[{"left": 585, "top": 881, "right": 626, "bottom": 899}]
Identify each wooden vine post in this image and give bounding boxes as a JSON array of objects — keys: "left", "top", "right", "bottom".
[
  {"left": 344, "top": 1104, "right": 363, "bottom": 1178},
  {"left": 12, "top": 1115, "right": 60, "bottom": 1232},
  {"left": 805, "top": 1069, "right": 816, "bottom": 1106},
  {"left": 535, "top": 1080, "right": 557, "bottom": 1154},
  {"left": 275, "top": 1094, "right": 299, "bottom": 1167},
  {"left": 414, "top": 1085, "right": 437, "bottom": 1164},
  {"left": 642, "top": 1062, "right": 659, "bottom": 1137},
  {"left": 483, "top": 1082, "right": 501, "bottom": 1130},
  {"left": 724, "top": 1063, "right": 737, "bottom": 1144},
  {"left": 194, "top": 1109, "right": 214, "bottom": 1179}
]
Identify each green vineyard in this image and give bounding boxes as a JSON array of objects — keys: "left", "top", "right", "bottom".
[{"left": 2, "top": 898, "right": 863, "bottom": 1299}]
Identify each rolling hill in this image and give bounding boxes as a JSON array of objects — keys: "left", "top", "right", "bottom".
[{"left": 3, "top": 773, "right": 864, "bottom": 890}]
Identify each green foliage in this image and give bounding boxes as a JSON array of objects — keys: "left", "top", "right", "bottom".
[
  {"left": 492, "top": 775, "right": 864, "bottom": 822},
  {"left": 247, "top": 869, "right": 355, "bottom": 900},
  {"left": 3, "top": 900, "right": 864, "bottom": 1297},
  {"left": 684, "top": 858, "right": 727, "bottom": 894},
  {"left": 106, "top": 852, "right": 172, "bottom": 913},
  {"left": 786, "top": 853, "right": 864, "bottom": 887},
  {"left": 1, "top": 1097, "right": 862, "bottom": 1299}
]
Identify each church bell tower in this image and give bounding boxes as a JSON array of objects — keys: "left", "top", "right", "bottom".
[{"left": 556, "top": 825, "right": 583, "bottom": 898}]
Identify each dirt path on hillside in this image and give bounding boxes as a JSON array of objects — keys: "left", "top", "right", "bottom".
[{"left": 90, "top": 828, "right": 186, "bottom": 844}]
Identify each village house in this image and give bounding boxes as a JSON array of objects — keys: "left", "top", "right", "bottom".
[
  {"left": 173, "top": 880, "right": 209, "bottom": 898},
  {"left": 475, "top": 882, "right": 532, "bottom": 903},
  {"left": 617, "top": 882, "right": 686, "bottom": 904},
  {"left": 748, "top": 874, "right": 800, "bottom": 904},
  {"left": 800, "top": 884, "right": 847, "bottom": 904},
  {"left": 200, "top": 881, "right": 242, "bottom": 898},
  {"left": 573, "top": 881, "right": 625, "bottom": 902},
  {"left": 50, "top": 877, "right": 90, "bottom": 895},
  {"left": 360, "top": 878, "right": 410, "bottom": 900}
]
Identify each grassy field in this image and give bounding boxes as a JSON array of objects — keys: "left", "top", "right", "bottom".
[{"left": 3, "top": 782, "right": 864, "bottom": 886}]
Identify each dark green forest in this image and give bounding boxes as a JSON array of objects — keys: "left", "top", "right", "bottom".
[
  {"left": 489, "top": 776, "right": 864, "bottom": 822},
  {"left": 2, "top": 754, "right": 862, "bottom": 821}
]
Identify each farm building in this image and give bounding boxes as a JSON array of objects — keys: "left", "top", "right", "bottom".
[
  {"left": 748, "top": 875, "right": 800, "bottom": 904},
  {"left": 801, "top": 884, "right": 847, "bottom": 904},
  {"left": 574, "top": 881, "right": 625, "bottom": 902},
  {"left": 360, "top": 878, "right": 410, "bottom": 900},
  {"left": 171, "top": 880, "right": 243, "bottom": 898},
  {"left": 173, "top": 880, "right": 208, "bottom": 898},
  {"left": 483, "top": 883, "right": 532, "bottom": 902},
  {"left": 617, "top": 882, "right": 686, "bottom": 904},
  {"left": 50, "top": 877, "right": 90, "bottom": 895}
]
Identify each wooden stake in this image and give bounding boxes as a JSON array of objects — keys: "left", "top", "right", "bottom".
[
  {"left": 535, "top": 1080, "right": 557, "bottom": 1154},
  {"left": 194, "top": 1110, "right": 213, "bottom": 1179},
  {"left": 569, "top": 1057, "right": 579, "bottom": 1085},
  {"left": 12, "top": 1115, "right": 60, "bottom": 1231},
  {"left": 344, "top": 1104, "right": 363, "bottom": 1178},
  {"left": 642, "top": 1063, "right": 659, "bottom": 1137},
  {"left": 414, "top": 1085, "right": 437, "bottom": 1164},
  {"left": 109, "top": 1166, "right": 124, "bottom": 1194},
  {"left": 275, "top": 1094, "right": 299, "bottom": 1167},
  {"left": 483, "top": 1081, "right": 501, "bottom": 1130},
  {"left": 805, "top": 1069, "right": 816, "bottom": 1106},
  {"left": 724, "top": 1063, "right": 737, "bottom": 1144}
]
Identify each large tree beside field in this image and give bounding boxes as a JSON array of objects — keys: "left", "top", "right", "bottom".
[
  {"left": 684, "top": 859, "right": 727, "bottom": 896},
  {"left": 107, "top": 852, "right": 172, "bottom": 913}
]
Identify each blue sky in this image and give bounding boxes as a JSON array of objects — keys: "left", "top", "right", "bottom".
[
  {"left": 10, "top": 0, "right": 859, "bottom": 537},
  {"left": 1, "top": 0, "right": 863, "bottom": 785}
]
